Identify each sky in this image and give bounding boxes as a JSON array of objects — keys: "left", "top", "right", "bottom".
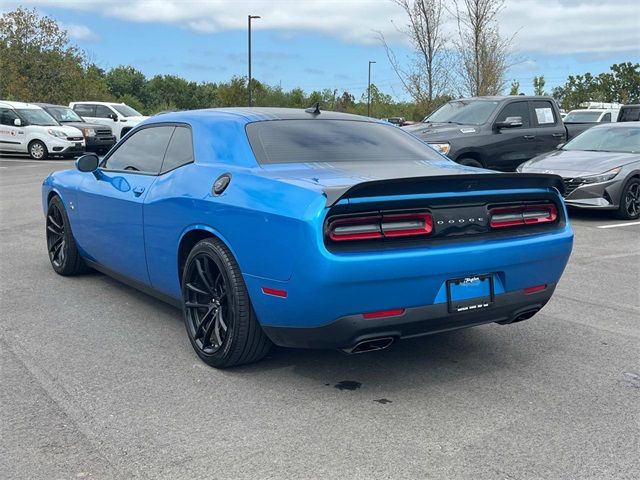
[{"left": 1, "top": 0, "right": 639, "bottom": 101}]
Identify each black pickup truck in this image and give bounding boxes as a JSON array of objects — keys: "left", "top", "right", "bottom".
[{"left": 403, "top": 96, "right": 574, "bottom": 171}]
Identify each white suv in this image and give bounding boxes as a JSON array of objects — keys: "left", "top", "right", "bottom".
[
  {"left": 69, "top": 101, "right": 148, "bottom": 140},
  {"left": 0, "top": 100, "right": 85, "bottom": 160}
]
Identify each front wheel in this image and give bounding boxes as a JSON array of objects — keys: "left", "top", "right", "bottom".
[
  {"left": 616, "top": 178, "right": 640, "bottom": 220},
  {"left": 182, "top": 238, "right": 272, "bottom": 368},
  {"left": 29, "top": 140, "right": 48, "bottom": 160},
  {"left": 46, "top": 196, "right": 88, "bottom": 275}
]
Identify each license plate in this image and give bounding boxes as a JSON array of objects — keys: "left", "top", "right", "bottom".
[{"left": 446, "top": 274, "right": 494, "bottom": 313}]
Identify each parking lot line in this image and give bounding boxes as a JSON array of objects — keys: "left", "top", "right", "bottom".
[{"left": 597, "top": 221, "right": 640, "bottom": 229}]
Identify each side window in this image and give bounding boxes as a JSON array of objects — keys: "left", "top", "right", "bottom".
[
  {"left": 601, "top": 113, "right": 611, "bottom": 123},
  {"left": 73, "top": 104, "right": 95, "bottom": 117},
  {"left": 161, "top": 127, "right": 194, "bottom": 173},
  {"left": 0, "top": 109, "right": 19, "bottom": 126},
  {"left": 95, "top": 105, "right": 114, "bottom": 118},
  {"left": 496, "top": 101, "right": 530, "bottom": 128},
  {"left": 531, "top": 100, "right": 557, "bottom": 126},
  {"left": 103, "top": 126, "right": 175, "bottom": 174}
]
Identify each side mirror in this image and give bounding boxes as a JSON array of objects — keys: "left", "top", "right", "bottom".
[
  {"left": 495, "top": 116, "right": 523, "bottom": 129},
  {"left": 109, "top": 113, "right": 118, "bottom": 121},
  {"left": 13, "top": 118, "right": 21, "bottom": 127},
  {"left": 556, "top": 143, "right": 565, "bottom": 150},
  {"left": 76, "top": 153, "right": 99, "bottom": 173}
]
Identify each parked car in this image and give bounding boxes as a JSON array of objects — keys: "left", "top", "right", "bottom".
[
  {"left": 0, "top": 100, "right": 85, "bottom": 159},
  {"left": 381, "top": 117, "right": 407, "bottom": 126},
  {"left": 618, "top": 104, "right": 640, "bottom": 122},
  {"left": 69, "top": 101, "right": 148, "bottom": 140},
  {"left": 518, "top": 122, "right": 640, "bottom": 219},
  {"left": 563, "top": 109, "right": 619, "bottom": 124},
  {"left": 42, "top": 107, "right": 573, "bottom": 368},
  {"left": 36, "top": 103, "right": 116, "bottom": 154},
  {"left": 403, "top": 96, "right": 571, "bottom": 171}
]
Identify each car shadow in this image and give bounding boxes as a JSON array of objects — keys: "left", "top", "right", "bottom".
[{"left": 566, "top": 206, "right": 618, "bottom": 222}]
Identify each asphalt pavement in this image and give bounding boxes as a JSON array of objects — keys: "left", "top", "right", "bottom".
[{"left": 1, "top": 156, "right": 639, "bottom": 480}]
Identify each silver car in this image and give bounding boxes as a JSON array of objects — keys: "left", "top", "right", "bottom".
[{"left": 517, "top": 122, "right": 640, "bottom": 219}]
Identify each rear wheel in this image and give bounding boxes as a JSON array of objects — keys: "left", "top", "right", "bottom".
[
  {"left": 458, "top": 157, "right": 483, "bottom": 168},
  {"left": 182, "top": 238, "right": 272, "bottom": 368},
  {"left": 29, "top": 140, "right": 48, "bottom": 160},
  {"left": 616, "top": 178, "right": 640, "bottom": 220},
  {"left": 46, "top": 196, "right": 88, "bottom": 275}
]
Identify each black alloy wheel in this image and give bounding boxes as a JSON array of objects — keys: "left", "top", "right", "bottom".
[
  {"left": 182, "top": 238, "right": 271, "bottom": 368},
  {"left": 46, "top": 196, "right": 87, "bottom": 275},
  {"left": 617, "top": 178, "right": 640, "bottom": 220}
]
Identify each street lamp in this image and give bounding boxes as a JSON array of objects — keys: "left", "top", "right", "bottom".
[
  {"left": 248, "top": 15, "right": 261, "bottom": 107},
  {"left": 367, "top": 60, "right": 376, "bottom": 117}
]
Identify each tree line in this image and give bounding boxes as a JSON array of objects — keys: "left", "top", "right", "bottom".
[{"left": 1, "top": 7, "right": 638, "bottom": 121}]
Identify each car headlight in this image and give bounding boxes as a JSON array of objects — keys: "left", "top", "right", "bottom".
[
  {"left": 581, "top": 167, "right": 621, "bottom": 184},
  {"left": 47, "top": 129, "right": 67, "bottom": 139},
  {"left": 82, "top": 128, "right": 96, "bottom": 137},
  {"left": 428, "top": 142, "right": 451, "bottom": 155}
]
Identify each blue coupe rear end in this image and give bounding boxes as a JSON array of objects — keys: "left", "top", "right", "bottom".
[{"left": 42, "top": 108, "right": 573, "bottom": 366}]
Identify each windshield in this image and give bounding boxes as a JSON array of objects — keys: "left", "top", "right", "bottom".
[
  {"left": 424, "top": 100, "right": 499, "bottom": 125},
  {"left": 45, "top": 106, "right": 84, "bottom": 123},
  {"left": 17, "top": 108, "right": 58, "bottom": 126},
  {"left": 563, "top": 125, "right": 640, "bottom": 154},
  {"left": 112, "top": 104, "right": 142, "bottom": 117},
  {"left": 564, "top": 111, "right": 602, "bottom": 123},
  {"left": 246, "top": 120, "right": 444, "bottom": 164}
]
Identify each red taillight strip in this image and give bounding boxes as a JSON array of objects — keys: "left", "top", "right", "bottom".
[
  {"left": 524, "top": 284, "right": 547, "bottom": 294},
  {"left": 381, "top": 212, "right": 433, "bottom": 237},
  {"left": 363, "top": 308, "right": 405, "bottom": 319},
  {"left": 329, "top": 212, "right": 432, "bottom": 242},
  {"left": 489, "top": 203, "right": 558, "bottom": 229},
  {"left": 262, "top": 287, "right": 288, "bottom": 298}
]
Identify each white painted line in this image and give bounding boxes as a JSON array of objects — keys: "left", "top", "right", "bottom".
[
  {"left": 0, "top": 158, "right": 73, "bottom": 165},
  {"left": 597, "top": 221, "right": 640, "bottom": 229}
]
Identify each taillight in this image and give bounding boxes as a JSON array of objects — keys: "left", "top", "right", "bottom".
[
  {"left": 328, "top": 212, "right": 433, "bottom": 242},
  {"left": 489, "top": 203, "right": 557, "bottom": 229}
]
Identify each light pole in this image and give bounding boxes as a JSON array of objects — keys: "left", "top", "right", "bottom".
[
  {"left": 248, "top": 15, "right": 261, "bottom": 107},
  {"left": 367, "top": 60, "right": 376, "bottom": 117}
]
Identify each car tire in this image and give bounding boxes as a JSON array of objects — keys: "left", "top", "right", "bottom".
[
  {"left": 46, "top": 196, "right": 89, "bottom": 275},
  {"left": 29, "top": 140, "right": 48, "bottom": 160},
  {"left": 616, "top": 178, "right": 640, "bottom": 220},
  {"left": 458, "top": 157, "right": 483, "bottom": 168},
  {"left": 182, "top": 238, "right": 272, "bottom": 368}
]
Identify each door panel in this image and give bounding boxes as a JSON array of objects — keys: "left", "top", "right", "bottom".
[
  {"left": 75, "top": 172, "right": 157, "bottom": 284},
  {"left": 0, "top": 109, "right": 25, "bottom": 152},
  {"left": 489, "top": 101, "right": 537, "bottom": 171}
]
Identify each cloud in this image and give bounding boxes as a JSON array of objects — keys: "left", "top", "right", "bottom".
[
  {"left": 6, "top": 0, "right": 640, "bottom": 55},
  {"left": 59, "top": 22, "right": 98, "bottom": 41}
]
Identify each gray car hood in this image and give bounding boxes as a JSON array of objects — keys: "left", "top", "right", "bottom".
[{"left": 521, "top": 149, "right": 640, "bottom": 177}]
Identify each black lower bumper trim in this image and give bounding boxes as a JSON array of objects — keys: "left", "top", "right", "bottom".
[{"left": 262, "top": 284, "right": 556, "bottom": 349}]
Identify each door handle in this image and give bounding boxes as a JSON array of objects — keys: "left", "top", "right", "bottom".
[
  {"left": 133, "top": 186, "right": 145, "bottom": 197},
  {"left": 523, "top": 135, "right": 535, "bottom": 140},
  {"left": 552, "top": 133, "right": 564, "bottom": 138}
]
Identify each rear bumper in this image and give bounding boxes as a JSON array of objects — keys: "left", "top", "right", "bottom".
[{"left": 263, "top": 284, "right": 556, "bottom": 349}]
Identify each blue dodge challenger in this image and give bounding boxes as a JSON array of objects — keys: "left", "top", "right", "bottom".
[{"left": 42, "top": 107, "right": 573, "bottom": 367}]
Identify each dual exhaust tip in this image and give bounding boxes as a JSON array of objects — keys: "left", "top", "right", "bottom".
[{"left": 342, "top": 337, "right": 395, "bottom": 355}]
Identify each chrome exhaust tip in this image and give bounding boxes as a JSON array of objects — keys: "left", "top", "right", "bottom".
[{"left": 342, "top": 337, "right": 395, "bottom": 354}]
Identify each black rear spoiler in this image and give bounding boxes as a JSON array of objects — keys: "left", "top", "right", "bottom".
[{"left": 323, "top": 173, "right": 565, "bottom": 207}]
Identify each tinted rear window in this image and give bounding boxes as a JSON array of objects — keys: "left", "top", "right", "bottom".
[{"left": 246, "top": 120, "right": 444, "bottom": 164}]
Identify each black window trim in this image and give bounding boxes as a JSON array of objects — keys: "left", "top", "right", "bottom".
[
  {"left": 73, "top": 104, "right": 97, "bottom": 117},
  {"left": 99, "top": 122, "right": 194, "bottom": 176}
]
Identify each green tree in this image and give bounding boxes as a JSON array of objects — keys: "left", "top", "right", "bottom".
[
  {"left": 509, "top": 80, "right": 520, "bottom": 95},
  {"left": 0, "top": 7, "right": 86, "bottom": 102},
  {"left": 106, "top": 66, "right": 148, "bottom": 103},
  {"left": 533, "top": 75, "right": 546, "bottom": 96}
]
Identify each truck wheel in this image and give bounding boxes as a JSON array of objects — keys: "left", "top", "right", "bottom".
[
  {"left": 29, "top": 140, "right": 48, "bottom": 160},
  {"left": 458, "top": 157, "right": 483, "bottom": 168}
]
